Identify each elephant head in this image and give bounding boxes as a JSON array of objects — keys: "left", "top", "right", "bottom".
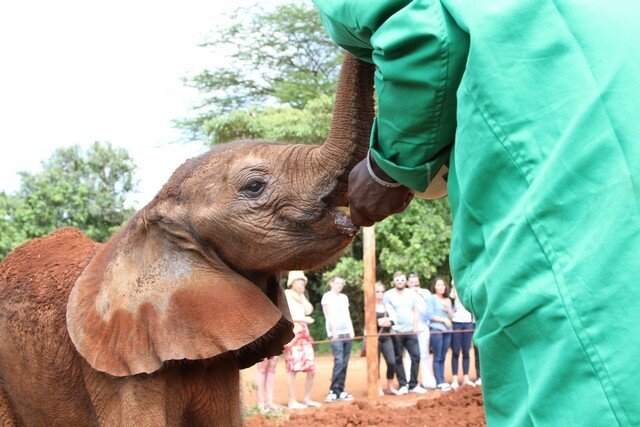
[{"left": 66, "top": 54, "right": 375, "bottom": 377}]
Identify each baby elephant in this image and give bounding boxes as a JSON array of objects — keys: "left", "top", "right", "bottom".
[{"left": 0, "top": 54, "right": 374, "bottom": 426}]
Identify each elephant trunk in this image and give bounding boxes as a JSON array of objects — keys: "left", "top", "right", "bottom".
[{"left": 317, "top": 53, "right": 375, "bottom": 206}]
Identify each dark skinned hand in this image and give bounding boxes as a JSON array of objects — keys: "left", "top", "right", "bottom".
[{"left": 348, "top": 153, "right": 414, "bottom": 227}]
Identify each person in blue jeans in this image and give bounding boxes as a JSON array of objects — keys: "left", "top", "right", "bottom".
[
  {"left": 321, "top": 275, "right": 355, "bottom": 402},
  {"left": 383, "top": 271, "right": 427, "bottom": 395},
  {"left": 449, "top": 280, "right": 476, "bottom": 389},
  {"left": 427, "top": 277, "right": 453, "bottom": 391}
]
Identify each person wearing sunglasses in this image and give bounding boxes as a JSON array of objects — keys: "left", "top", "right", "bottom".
[{"left": 382, "top": 271, "right": 427, "bottom": 395}]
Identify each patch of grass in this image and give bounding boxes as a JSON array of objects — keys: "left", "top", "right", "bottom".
[{"left": 242, "top": 404, "right": 288, "bottom": 420}]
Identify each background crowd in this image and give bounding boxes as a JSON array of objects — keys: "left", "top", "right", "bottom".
[{"left": 255, "top": 270, "right": 481, "bottom": 414}]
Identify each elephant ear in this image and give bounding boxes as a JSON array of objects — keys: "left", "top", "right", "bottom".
[{"left": 66, "top": 217, "right": 293, "bottom": 377}]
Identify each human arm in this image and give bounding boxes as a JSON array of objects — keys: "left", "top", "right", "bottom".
[
  {"left": 347, "top": 314, "right": 355, "bottom": 338},
  {"left": 322, "top": 302, "right": 337, "bottom": 338},
  {"left": 301, "top": 296, "right": 315, "bottom": 324},
  {"left": 426, "top": 294, "right": 452, "bottom": 328},
  {"left": 377, "top": 315, "right": 392, "bottom": 328},
  {"left": 313, "top": 0, "right": 469, "bottom": 224},
  {"left": 383, "top": 293, "right": 398, "bottom": 326},
  {"left": 286, "top": 290, "right": 315, "bottom": 324},
  {"left": 347, "top": 297, "right": 355, "bottom": 338},
  {"left": 376, "top": 302, "right": 393, "bottom": 327},
  {"left": 412, "top": 305, "right": 420, "bottom": 333}
]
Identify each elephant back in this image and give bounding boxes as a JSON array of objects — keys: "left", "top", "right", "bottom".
[
  {"left": 0, "top": 227, "right": 99, "bottom": 317},
  {"left": 0, "top": 227, "right": 99, "bottom": 425}
]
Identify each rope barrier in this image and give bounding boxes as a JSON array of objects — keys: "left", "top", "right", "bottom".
[{"left": 291, "top": 328, "right": 477, "bottom": 346}]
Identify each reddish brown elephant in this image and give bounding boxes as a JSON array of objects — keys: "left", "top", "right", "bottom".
[{"left": 0, "top": 54, "right": 374, "bottom": 426}]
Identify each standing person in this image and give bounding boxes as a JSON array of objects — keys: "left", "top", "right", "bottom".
[
  {"left": 449, "top": 280, "right": 475, "bottom": 389},
  {"left": 312, "top": 1, "right": 640, "bottom": 424},
  {"left": 428, "top": 277, "right": 453, "bottom": 391},
  {"left": 375, "top": 281, "right": 399, "bottom": 396},
  {"left": 383, "top": 271, "right": 427, "bottom": 395},
  {"left": 255, "top": 357, "right": 284, "bottom": 414},
  {"left": 407, "top": 273, "right": 437, "bottom": 389},
  {"left": 321, "top": 275, "right": 355, "bottom": 403},
  {"left": 284, "top": 271, "right": 322, "bottom": 410}
]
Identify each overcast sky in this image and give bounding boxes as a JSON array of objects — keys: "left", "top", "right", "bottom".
[{"left": 0, "top": 0, "right": 278, "bottom": 208}]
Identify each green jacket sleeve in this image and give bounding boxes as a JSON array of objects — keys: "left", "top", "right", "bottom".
[{"left": 313, "top": 0, "right": 469, "bottom": 191}]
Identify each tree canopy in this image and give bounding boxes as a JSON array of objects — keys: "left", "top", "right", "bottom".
[
  {"left": 177, "top": 2, "right": 341, "bottom": 144},
  {"left": 203, "top": 94, "right": 333, "bottom": 145},
  {"left": 0, "top": 142, "right": 137, "bottom": 258}
]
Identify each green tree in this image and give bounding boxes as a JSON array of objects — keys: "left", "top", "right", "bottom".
[
  {"left": 376, "top": 198, "right": 452, "bottom": 281},
  {"left": 0, "top": 142, "right": 137, "bottom": 258},
  {"left": 203, "top": 94, "right": 333, "bottom": 145},
  {"left": 178, "top": 2, "right": 342, "bottom": 142},
  {"left": 0, "top": 192, "right": 27, "bottom": 258}
]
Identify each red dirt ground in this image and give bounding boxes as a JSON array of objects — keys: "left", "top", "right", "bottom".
[{"left": 242, "top": 352, "right": 485, "bottom": 426}]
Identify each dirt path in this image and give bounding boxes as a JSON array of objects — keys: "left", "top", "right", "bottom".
[{"left": 241, "top": 350, "right": 485, "bottom": 426}]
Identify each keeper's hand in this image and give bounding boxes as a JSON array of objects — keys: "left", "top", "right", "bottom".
[{"left": 348, "top": 153, "right": 413, "bottom": 227}]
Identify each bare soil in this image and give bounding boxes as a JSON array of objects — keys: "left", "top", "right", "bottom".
[{"left": 242, "top": 352, "right": 485, "bottom": 426}]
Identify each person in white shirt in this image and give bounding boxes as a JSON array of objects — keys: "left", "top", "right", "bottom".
[
  {"left": 450, "top": 280, "right": 476, "bottom": 388},
  {"left": 407, "top": 273, "right": 437, "bottom": 389},
  {"left": 321, "top": 275, "right": 355, "bottom": 402}
]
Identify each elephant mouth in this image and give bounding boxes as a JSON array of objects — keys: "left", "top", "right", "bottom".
[
  {"left": 331, "top": 207, "right": 357, "bottom": 236},
  {"left": 279, "top": 204, "right": 356, "bottom": 238},
  {"left": 302, "top": 206, "right": 356, "bottom": 242}
]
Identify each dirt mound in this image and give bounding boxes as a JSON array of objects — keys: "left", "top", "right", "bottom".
[{"left": 246, "top": 386, "right": 485, "bottom": 427}]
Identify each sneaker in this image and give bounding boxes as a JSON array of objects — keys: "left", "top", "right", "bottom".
[
  {"left": 451, "top": 379, "right": 459, "bottom": 390},
  {"left": 338, "top": 391, "right": 354, "bottom": 401},
  {"left": 324, "top": 392, "right": 338, "bottom": 403},
  {"left": 304, "top": 400, "right": 322, "bottom": 407},
  {"left": 422, "top": 377, "right": 437, "bottom": 389},
  {"left": 463, "top": 379, "right": 476, "bottom": 387},
  {"left": 397, "top": 386, "right": 408, "bottom": 395},
  {"left": 436, "top": 383, "right": 452, "bottom": 391},
  {"left": 409, "top": 385, "right": 428, "bottom": 394},
  {"left": 475, "top": 378, "right": 482, "bottom": 386}
]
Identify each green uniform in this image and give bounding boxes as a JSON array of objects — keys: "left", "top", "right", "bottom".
[{"left": 313, "top": 0, "right": 640, "bottom": 425}]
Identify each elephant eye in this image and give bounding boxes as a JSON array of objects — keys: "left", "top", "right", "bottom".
[{"left": 241, "top": 179, "right": 266, "bottom": 197}]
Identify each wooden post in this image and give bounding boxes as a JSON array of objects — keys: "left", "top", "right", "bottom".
[{"left": 362, "top": 225, "right": 379, "bottom": 400}]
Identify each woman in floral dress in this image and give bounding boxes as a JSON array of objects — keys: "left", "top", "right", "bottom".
[{"left": 283, "top": 271, "right": 322, "bottom": 409}]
